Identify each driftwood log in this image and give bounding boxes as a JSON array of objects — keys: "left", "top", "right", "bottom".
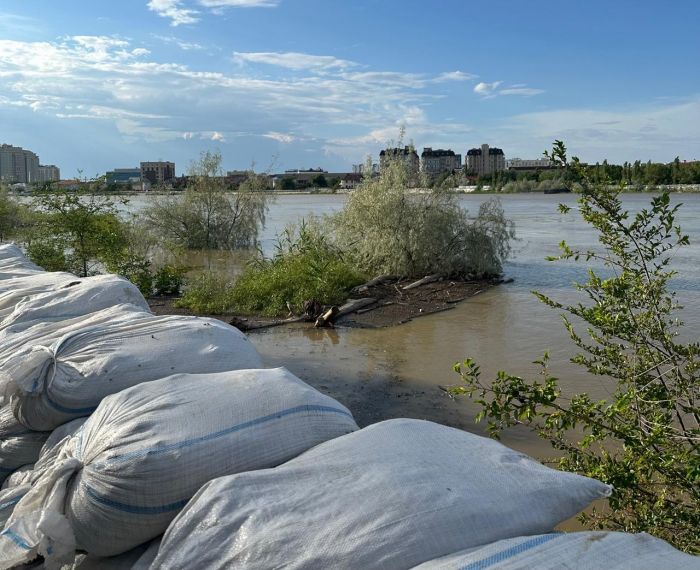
[
  {"left": 402, "top": 274, "right": 441, "bottom": 291},
  {"left": 350, "top": 275, "right": 398, "bottom": 295}
]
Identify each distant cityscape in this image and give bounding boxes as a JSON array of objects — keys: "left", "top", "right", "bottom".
[{"left": 2, "top": 141, "right": 698, "bottom": 192}]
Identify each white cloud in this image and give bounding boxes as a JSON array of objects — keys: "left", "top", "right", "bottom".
[
  {"left": 499, "top": 87, "right": 545, "bottom": 96},
  {"left": 147, "top": 0, "right": 199, "bottom": 26},
  {"left": 474, "top": 80, "right": 544, "bottom": 98},
  {"left": 262, "top": 131, "right": 295, "bottom": 143},
  {"left": 489, "top": 98, "right": 700, "bottom": 162},
  {"left": 474, "top": 81, "right": 502, "bottom": 97},
  {"left": 210, "top": 131, "right": 226, "bottom": 141},
  {"left": 154, "top": 35, "right": 204, "bottom": 50},
  {"left": 433, "top": 71, "right": 477, "bottom": 82},
  {"left": 233, "top": 51, "right": 355, "bottom": 71}
]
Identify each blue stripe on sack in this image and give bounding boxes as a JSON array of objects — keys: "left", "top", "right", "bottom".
[
  {"left": 99, "top": 404, "right": 353, "bottom": 465},
  {"left": 0, "top": 494, "right": 25, "bottom": 511},
  {"left": 83, "top": 404, "right": 353, "bottom": 514},
  {"left": 84, "top": 485, "right": 191, "bottom": 515},
  {"left": 0, "top": 529, "right": 31, "bottom": 550},
  {"left": 458, "top": 534, "right": 562, "bottom": 570},
  {"left": 46, "top": 393, "right": 97, "bottom": 415}
]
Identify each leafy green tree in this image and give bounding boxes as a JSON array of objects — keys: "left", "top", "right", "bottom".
[
  {"left": 144, "top": 151, "right": 270, "bottom": 250},
  {"left": 333, "top": 149, "right": 514, "bottom": 278},
  {"left": 26, "top": 190, "right": 130, "bottom": 277},
  {"left": 0, "top": 187, "right": 24, "bottom": 242},
  {"left": 453, "top": 141, "right": 699, "bottom": 553},
  {"left": 312, "top": 174, "right": 328, "bottom": 188}
]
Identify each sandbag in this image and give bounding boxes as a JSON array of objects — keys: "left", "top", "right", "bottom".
[
  {"left": 0, "top": 274, "right": 150, "bottom": 332},
  {"left": 0, "top": 304, "right": 150, "bottom": 366},
  {"left": 0, "top": 368, "right": 358, "bottom": 566},
  {"left": 3, "top": 314, "right": 263, "bottom": 430},
  {"left": 71, "top": 538, "right": 161, "bottom": 570},
  {"left": 0, "top": 273, "right": 77, "bottom": 317},
  {"left": 0, "top": 250, "right": 43, "bottom": 280},
  {"left": 39, "top": 419, "right": 87, "bottom": 463},
  {"left": 0, "top": 408, "right": 49, "bottom": 485},
  {"left": 0, "top": 485, "right": 29, "bottom": 528},
  {"left": 0, "top": 304, "right": 151, "bottom": 403},
  {"left": 1, "top": 465, "right": 34, "bottom": 491},
  {"left": 153, "top": 419, "right": 612, "bottom": 570},
  {"left": 0, "top": 244, "right": 26, "bottom": 261},
  {"left": 409, "top": 531, "right": 700, "bottom": 569}
]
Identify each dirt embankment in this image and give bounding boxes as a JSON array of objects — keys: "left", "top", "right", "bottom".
[{"left": 147, "top": 275, "right": 508, "bottom": 331}]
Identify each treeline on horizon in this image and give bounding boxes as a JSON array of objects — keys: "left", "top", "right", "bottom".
[{"left": 472, "top": 156, "right": 700, "bottom": 190}]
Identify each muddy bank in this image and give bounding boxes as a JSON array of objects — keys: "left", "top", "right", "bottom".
[{"left": 147, "top": 276, "right": 501, "bottom": 330}]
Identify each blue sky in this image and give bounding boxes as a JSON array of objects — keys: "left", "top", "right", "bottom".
[{"left": 1, "top": 0, "right": 699, "bottom": 178}]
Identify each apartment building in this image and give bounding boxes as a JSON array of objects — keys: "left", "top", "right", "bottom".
[
  {"left": 0, "top": 144, "right": 40, "bottom": 183},
  {"left": 420, "top": 148, "right": 462, "bottom": 176},
  {"left": 379, "top": 146, "right": 419, "bottom": 172},
  {"left": 140, "top": 161, "right": 175, "bottom": 185},
  {"left": 465, "top": 144, "right": 505, "bottom": 176},
  {"left": 37, "top": 164, "right": 61, "bottom": 183}
]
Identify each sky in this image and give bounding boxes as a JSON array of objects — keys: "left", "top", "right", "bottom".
[{"left": 1, "top": 0, "right": 699, "bottom": 178}]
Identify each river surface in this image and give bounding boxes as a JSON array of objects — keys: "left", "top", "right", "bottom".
[{"left": 128, "top": 192, "right": 700, "bottom": 458}]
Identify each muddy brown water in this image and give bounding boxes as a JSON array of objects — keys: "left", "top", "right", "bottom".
[{"left": 126, "top": 192, "right": 700, "bottom": 462}]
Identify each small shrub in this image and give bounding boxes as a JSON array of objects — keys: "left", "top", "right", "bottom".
[
  {"left": 153, "top": 264, "right": 186, "bottom": 296},
  {"left": 229, "top": 222, "right": 366, "bottom": 317},
  {"left": 25, "top": 241, "right": 67, "bottom": 272},
  {"left": 175, "top": 272, "right": 236, "bottom": 314}
]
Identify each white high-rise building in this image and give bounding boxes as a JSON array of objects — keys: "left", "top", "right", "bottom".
[
  {"left": 0, "top": 144, "right": 40, "bottom": 183},
  {"left": 37, "top": 164, "right": 61, "bottom": 183}
]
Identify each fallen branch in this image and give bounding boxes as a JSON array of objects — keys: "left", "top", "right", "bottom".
[{"left": 402, "top": 274, "right": 441, "bottom": 291}]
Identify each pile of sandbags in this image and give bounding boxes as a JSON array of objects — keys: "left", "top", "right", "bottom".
[
  {"left": 0, "top": 274, "right": 150, "bottom": 333},
  {"left": 0, "top": 244, "right": 44, "bottom": 280},
  {"left": 0, "top": 272, "right": 78, "bottom": 318},
  {"left": 0, "top": 408, "right": 48, "bottom": 485},
  {"left": 409, "top": 531, "right": 700, "bottom": 569},
  {"left": 3, "top": 313, "right": 263, "bottom": 430},
  {"left": 151, "top": 419, "right": 613, "bottom": 569},
  {"left": 0, "top": 368, "right": 358, "bottom": 566}
]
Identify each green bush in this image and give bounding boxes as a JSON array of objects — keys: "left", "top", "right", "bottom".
[
  {"left": 25, "top": 241, "right": 67, "bottom": 272},
  {"left": 332, "top": 151, "right": 515, "bottom": 278},
  {"left": 229, "top": 222, "right": 366, "bottom": 317},
  {"left": 175, "top": 272, "right": 236, "bottom": 314},
  {"left": 453, "top": 141, "right": 700, "bottom": 553},
  {"left": 153, "top": 264, "right": 186, "bottom": 296}
]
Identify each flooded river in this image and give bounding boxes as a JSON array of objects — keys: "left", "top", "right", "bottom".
[{"left": 128, "top": 192, "right": 700, "bottom": 458}]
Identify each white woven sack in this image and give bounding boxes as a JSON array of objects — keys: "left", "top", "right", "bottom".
[
  {"left": 0, "top": 275, "right": 150, "bottom": 332},
  {"left": 0, "top": 245, "right": 26, "bottom": 261},
  {"left": 0, "top": 273, "right": 77, "bottom": 317},
  {"left": 39, "top": 419, "right": 88, "bottom": 463},
  {"left": 409, "top": 531, "right": 700, "bottom": 569},
  {"left": 0, "top": 247, "right": 43, "bottom": 280},
  {"left": 1, "top": 466, "right": 33, "bottom": 491},
  {"left": 0, "top": 304, "right": 151, "bottom": 403},
  {"left": 4, "top": 314, "right": 263, "bottom": 430},
  {"left": 153, "top": 418, "right": 612, "bottom": 570},
  {"left": 0, "top": 368, "right": 358, "bottom": 567},
  {"left": 0, "top": 485, "right": 29, "bottom": 528},
  {"left": 71, "top": 538, "right": 161, "bottom": 570},
  {"left": 0, "top": 407, "right": 49, "bottom": 485}
]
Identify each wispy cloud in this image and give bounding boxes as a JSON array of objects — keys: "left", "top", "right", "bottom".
[
  {"left": 233, "top": 51, "right": 355, "bottom": 71},
  {"left": 210, "top": 131, "right": 226, "bottom": 141},
  {"left": 474, "top": 80, "right": 543, "bottom": 98},
  {"left": 153, "top": 35, "right": 204, "bottom": 50},
  {"left": 433, "top": 71, "right": 478, "bottom": 83},
  {"left": 147, "top": 0, "right": 199, "bottom": 26},
  {"left": 263, "top": 131, "right": 295, "bottom": 143}
]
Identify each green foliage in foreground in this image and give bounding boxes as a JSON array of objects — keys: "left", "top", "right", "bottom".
[
  {"left": 175, "top": 272, "right": 236, "bottom": 314},
  {"left": 229, "top": 222, "right": 366, "bottom": 317},
  {"left": 453, "top": 141, "right": 700, "bottom": 553}
]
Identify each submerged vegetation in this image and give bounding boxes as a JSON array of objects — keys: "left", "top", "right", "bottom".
[{"left": 453, "top": 141, "right": 700, "bottom": 553}]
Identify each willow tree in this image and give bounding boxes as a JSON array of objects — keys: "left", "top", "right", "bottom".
[
  {"left": 145, "top": 151, "right": 270, "bottom": 250},
  {"left": 332, "top": 151, "right": 514, "bottom": 278}
]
